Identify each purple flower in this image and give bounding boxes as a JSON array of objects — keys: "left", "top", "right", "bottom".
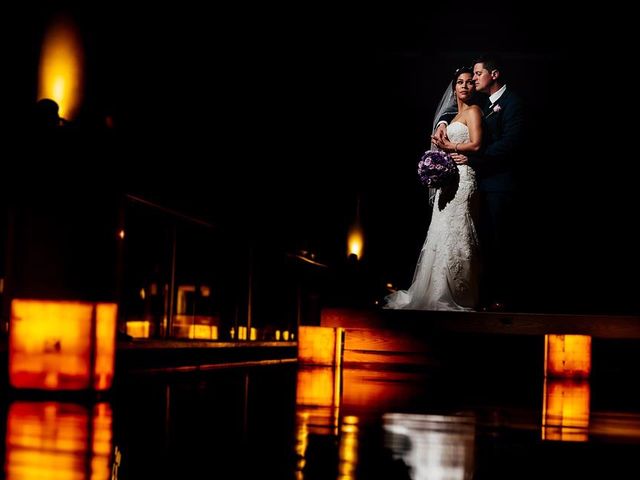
[
  {"left": 493, "top": 104, "right": 502, "bottom": 113},
  {"left": 417, "top": 150, "right": 458, "bottom": 188}
]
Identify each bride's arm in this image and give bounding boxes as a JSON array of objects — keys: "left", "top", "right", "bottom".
[{"left": 459, "top": 108, "right": 482, "bottom": 153}]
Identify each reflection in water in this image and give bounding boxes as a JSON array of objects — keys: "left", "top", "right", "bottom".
[
  {"left": 591, "top": 412, "right": 640, "bottom": 441},
  {"left": 5, "top": 401, "right": 113, "bottom": 480},
  {"left": 383, "top": 413, "right": 476, "bottom": 480},
  {"left": 338, "top": 416, "right": 358, "bottom": 480},
  {"left": 295, "top": 366, "right": 342, "bottom": 478},
  {"left": 542, "top": 378, "right": 590, "bottom": 442},
  {"left": 4, "top": 362, "right": 637, "bottom": 478},
  {"left": 297, "top": 366, "right": 342, "bottom": 410},
  {"left": 342, "top": 369, "right": 429, "bottom": 413}
]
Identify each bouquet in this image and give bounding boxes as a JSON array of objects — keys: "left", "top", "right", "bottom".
[{"left": 417, "top": 150, "right": 458, "bottom": 188}]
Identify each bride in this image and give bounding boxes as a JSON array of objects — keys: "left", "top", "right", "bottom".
[{"left": 385, "top": 66, "right": 483, "bottom": 311}]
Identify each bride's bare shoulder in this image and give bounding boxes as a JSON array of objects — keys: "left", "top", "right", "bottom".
[{"left": 468, "top": 105, "right": 483, "bottom": 116}]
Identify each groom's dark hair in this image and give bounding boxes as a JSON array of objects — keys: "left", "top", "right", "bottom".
[{"left": 474, "top": 54, "right": 506, "bottom": 83}]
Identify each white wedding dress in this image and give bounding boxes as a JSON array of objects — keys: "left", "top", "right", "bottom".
[{"left": 385, "top": 122, "right": 480, "bottom": 311}]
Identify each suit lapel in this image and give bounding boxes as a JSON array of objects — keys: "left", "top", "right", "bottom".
[
  {"left": 485, "top": 89, "right": 509, "bottom": 119},
  {"left": 482, "top": 98, "right": 492, "bottom": 116}
]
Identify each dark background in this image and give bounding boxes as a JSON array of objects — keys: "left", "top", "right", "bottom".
[{"left": 1, "top": 2, "right": 637, "bottom": 313}]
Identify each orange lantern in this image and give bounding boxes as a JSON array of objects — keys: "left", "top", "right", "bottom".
[
  {"left": 5, "top": 401, "right": 113, "bottom": 480},
  {"left": 298, "top": 326, "right": 344, "bottom": 366},
  {"left": 9, "top": 299, "right": 117, "bottom": 391},
  {"left": 544, "top": 334, "right": 591, "bottom": 378}
]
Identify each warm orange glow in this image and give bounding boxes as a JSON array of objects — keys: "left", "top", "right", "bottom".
[
  {"left": 295, "top": 366, "right": 342, "bottom": 477},
  {"left": 10, "top": 299, "right": 117, "bottom": 391},
  {"left": 347, "top": 224, "right": 364, "bottom": 259},
  {"left": 118, "top": 229, "right": 125, "bottom": 239},
  {"left": 126, "top": 320, "right": 150, "bottom": 338},
  {"left": 238, "top": 326, "right": 247, "bottom": 340},
  {"left": 298, "top": 326, "right": 344, "bottom": 366},
  {"left": 590, "top": 412, "right": 640, "bottom": 440},
  {"left": 296, "top": 366, "right": 341, "bottom": 408},
  {"left": 5, "top": 401, "right": 112, "bottom": 480},
  {"left": 545, "top": 334, "right": 591, "bottom": 378},
  {"left": 339, "top": 416, "right": 359, "bottom": 479},
  {"left": 188, "top": 324, "right": 219, "bottom": 340},
  {"left": 172, "top": 314, "right": 220, "bottom": 339},
  {"left": 342, "top": 369, "right": 430, "bottom": 411},
  {"left": 38, "top": 14, "right": 84, "bottom": 120},
  {"left": 542, "top": 378, "right": 590, "bottom": 442}
]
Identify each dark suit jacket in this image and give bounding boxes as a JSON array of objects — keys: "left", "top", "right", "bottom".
[
  {"left": 437, "top": 88, "right": 525, "bottom": 192},
  {"left": 471, "top": 89, "right": 525, "bottom": 192}
]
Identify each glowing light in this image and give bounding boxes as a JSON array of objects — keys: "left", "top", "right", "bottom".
[
  {"left": 9, "top": 299, "right": 117, "bottom": 391},
  {"left": 188, "top": 324, "right": 218, "bottom": 340},
  {"left": 296, "top": 367, "right": 341, "bottom": 408},
  {"left": 238, "top": 326, "right": 247, "bottom": 340},
  {"left": 126, "top": 320, "right": 150, "bottom": 338},
  {"left": 295, "top": 366, "right": 342, "bottom": 479},
  {"left": 5, "top": 401, "right": 113, "bottom": 480},
  {"left": 298, "top": 326, "right": 344, "bottom": 366},
  {"left": 347, "top": 225, "right": 364, "bottom": 260},
  {"left": 339, "top": 415, "right": 359, "bottom": 479},
  {"left": 545, "top": 334, "right": 591, "bottom": 378},
  {"left": 38, "top": 14, "right": 84, "bottom": 120},
  {"left": 542, "top": 378, "right": 590, "bottom": 442}
]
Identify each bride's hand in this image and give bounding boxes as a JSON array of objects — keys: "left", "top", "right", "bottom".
[
  {"left": 432, "top": 124, "right": 448, "bottom": 143},
  {"left": 432, "top": 137, "right": 455, "bottom": 152}
]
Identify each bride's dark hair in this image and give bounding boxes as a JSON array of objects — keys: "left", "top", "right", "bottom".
[
  {"left": 451, "top": 66, "right": 473, "bottom": 89},
  {"left": 452, "top": 66, "right": 480, "bottom": 105}
]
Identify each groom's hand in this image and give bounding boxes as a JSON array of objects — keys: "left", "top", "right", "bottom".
[
  {"left": 432, "top": 123, "right": 448, "bottom": 143},
  {"left": 451, "top": 153, "right": 468, "bottom": 165}
]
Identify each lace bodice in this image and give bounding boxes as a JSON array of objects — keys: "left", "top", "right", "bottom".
[{"left": 447, "top": 121, "right": 470, "bottom": 144}]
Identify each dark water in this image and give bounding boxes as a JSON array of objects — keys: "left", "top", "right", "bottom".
[{"left": 3, "top": 362, "right": 640, "bottom": 479}]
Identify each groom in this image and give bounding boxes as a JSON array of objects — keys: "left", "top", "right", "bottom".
[{"left": 434, "top": 54, "right": 525, "bottom": 311}]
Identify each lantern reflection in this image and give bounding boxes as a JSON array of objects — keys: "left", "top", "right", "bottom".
[
  {"left": 383, "top": 412, "right": 476, "bottom": 480},
  {"left": 295, "top": 366, "right": 342, "bottom": 478},
  {"left": 5, "top": 401, "right": 113, "bottom": 480},
  {"left": 542, "top": 378, "right": 590, "bottom": 442},
  {"left": 9, "top": 300, "right": 117, "bottom": 391},
  {"left": 338, "top": 416, "right": 359, "bottom": 480}
]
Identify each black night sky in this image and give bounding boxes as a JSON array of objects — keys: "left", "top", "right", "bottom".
[{"left": 2, "top": 2, "right": 638, "bottom": 313}]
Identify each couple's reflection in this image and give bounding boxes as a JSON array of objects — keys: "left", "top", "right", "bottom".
[{"left": 383, "top": 412, "right": 476, "bottom": 480}]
